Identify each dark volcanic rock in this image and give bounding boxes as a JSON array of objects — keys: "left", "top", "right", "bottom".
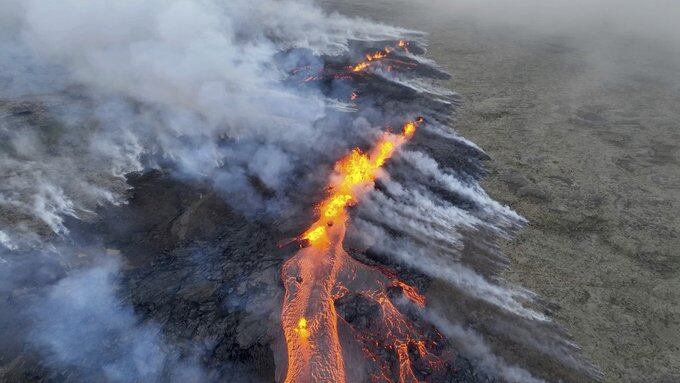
[{"left": 101, "top": 171, "right": 292, "bottom": 381}]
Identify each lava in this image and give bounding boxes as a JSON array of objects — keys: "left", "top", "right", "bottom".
[
  {"left": 398, "top": 39, "right": 410, "bottom": 52},
  {"left": 351, "top": 40, "right": 410, "bottom": 73},
  {"left": 291, "top": 40, "right": 412, "bottom": 83},
  {"left": 351, "top": 49, "right": 390, "bottom": 72},
  {"left": 298, "top": 127, "right": 409, "bottom": 248},
  {"left": 281, "top": 119, "right": 443, "bottom": 382}
]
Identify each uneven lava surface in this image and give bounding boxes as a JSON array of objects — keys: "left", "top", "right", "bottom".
[
  {"left": 108, "top": 40, "right": 490, "bottom": 382},
  {"left": 87, "top": 169, "right": 491, "bottom": 383},
  {"left": 0, "top": 37, "right": 597, "bottom": 383},
  {"left": 104, "top": 40, "right": 493, "bottom": 383}
]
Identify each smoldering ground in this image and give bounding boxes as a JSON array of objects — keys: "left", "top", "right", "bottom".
[
  {"left": 0, "top": 0, "right": 413, "bottom": 246},
  {"left": 1, "top": 0, "right": 604, "bottom": 382}
]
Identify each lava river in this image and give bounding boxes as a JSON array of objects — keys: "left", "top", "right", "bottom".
[{"left": 280, "top": 120, "right": 444, "bottom": 383}]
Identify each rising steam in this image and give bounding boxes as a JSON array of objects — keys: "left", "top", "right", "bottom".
[
  {"left": 0, "top": 0, "right": 598, "bottom": 382},
  {"left": 0, "top": 0, "right": 409, "bottom": 246}
]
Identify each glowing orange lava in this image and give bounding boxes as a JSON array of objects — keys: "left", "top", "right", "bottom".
[
  {"left": 351, "top": 41, "right": 410, "bottom": 73},
  {"left": 280, "top": 119, "right": 441, "bottom": 383},
  {"left": 299, "top": 124, "right": 410, "bottom": 249}
]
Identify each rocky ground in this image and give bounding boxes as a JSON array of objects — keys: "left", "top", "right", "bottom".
[{"left": 321, "top": 1, "right": 680, "bottom": 382}]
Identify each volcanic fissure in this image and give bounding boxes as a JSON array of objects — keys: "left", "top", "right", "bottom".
[{"left": 280, "top": 42, "right": 442, "bottom": 383}]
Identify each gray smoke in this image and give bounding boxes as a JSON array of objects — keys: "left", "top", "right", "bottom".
[
  {"left": 424, "top": 309, "right": 545, "bottom": 383},
  {"left": 0, "top": 0, "right": 603, "bottom": 381},
  {"left": 28, "top": 258, "right": 211, "bottom": 383},
  {"left": 0, "top": 0, "right": 411, "bottom": 246},
  {"left": 0, "top": 1, "right": 416, "bottom": 380}
]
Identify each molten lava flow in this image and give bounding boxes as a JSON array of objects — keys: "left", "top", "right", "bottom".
[
  {"left": 397, "top": 39, "right": 410, "bottom": 53},
  {"left": 350, "top": 41, "right": 410, "bottom": 73},
  {"left": 281, "top": 119, "right": 444, "bottom": 383},
  {"left": 291, "top": 40, "right": 411, "bottom": 89},
  {"left": 295, "top": 318, "right": 310, "bottom": 339},
  {"left": 351, "top": 50, "right": 388, "bottom": 72},
  {"left": 298, "top": 124, "right": 410, "bottom": 249}
]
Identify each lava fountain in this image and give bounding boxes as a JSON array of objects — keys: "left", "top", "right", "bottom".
[{"left": 280, "top": 119, "right": 443, "bottom": 383}]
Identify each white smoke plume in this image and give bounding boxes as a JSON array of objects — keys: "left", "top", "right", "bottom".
[
  {"left": 0, "top": 0, "right": 598, "bottom": 381},
  {"left": 0, "top": 0, "right": 415, "bottom": 245},
  {"left": 28, "top": 258, "right": 213, "bottom": 383},
  {"left": 354, "top": 216, "right": 545, "bottom": 321},
  {"left": 351, "top": 170, "right": 543, "bottom": 321},
  {"left": 424, "top": 309, "right": 546, "bottom": 383},
  {"left": 400, "top": 150, "right": 523, "bottom": 225}
]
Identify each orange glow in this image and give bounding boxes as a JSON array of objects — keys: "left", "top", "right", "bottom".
[
  {"left": 281, "top": 120, "right": 436, "bottom": 383},
  {"left": 366, "top": 51, "right": 388, "bottom": 61},
  {"left": 292, "top": 40, "right": 412, "bottom": 83},
  {"left": 351, "top": 61, "right": 370, "bottom": 72},
  {"left": 351, "top": 41, "right": 411, "bottom": 73},
  {"left": 403, "top": 121, "right": 416, "bottom": 138},
  {"left": 322, "top": 194, "right": 352, "bottom": 219},
  {"left": 302, "top": 225, "right": 327, "bottom": 246},
  {"left": 295, "top": 317, "right": 310, "bottom": 339},
  {"left": 299, "top": 120, "right": 418, "bottom": 249},
  {"left": 351, "top": 48, "right": 390, "bottom": 72},
  {"left": 394, "top": 280, "right": 427, "bottom": 308}
]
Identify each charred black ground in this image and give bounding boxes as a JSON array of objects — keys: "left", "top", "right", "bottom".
[{"left": 0, "top": 37, "right": 598, "bottom": 383}]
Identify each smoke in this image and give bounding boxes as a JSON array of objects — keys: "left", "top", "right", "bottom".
[
  {"left": 0, "top": 1, "right": 437, "bottom": 380},
  {"left": 0, "top": 0, "right": 415, "bottom": 380},
  {"left": 345, "top": 143, "right": 601, "bottom": 379},
  {"left": 348, "top": 162, "right": 546, "bottom": 322},
  {"left": 353, "top": 216, "right": 545, "bottom": 321},
  {"left": 20, "top": 0, "right": 321, "bottom": 139},
  {"left": 0, "top": 0, "right": 603, "bottom": 380},
  {"left": 27, "top": 258, "right": 212, "bottom": 383},
  {"left": 0, "top": 0, "right": 414, "bottom": 244},
  {"left": 0, "top": 243, "right": 222, "bottom": 382},
  {"left": 0, "top": 95, "right": 142, "bottom": 245},
  {"left": 400, "top": 150, "right": 522, "bottom": 224},
  {"left": 0, "top": 230, "right": 14, "bottom": 250},
  {"left": 424, "top": 309, "right": 545, "bottom": 383}
]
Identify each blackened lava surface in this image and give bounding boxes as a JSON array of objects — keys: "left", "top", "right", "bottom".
[
  {"left": 1, "top": 39, "right": 593, "bottom": 382},
  {"left": 37, "top": 169, "right": 491, "bottom": 382},
  {"left": 93, "top": 170, "right": 285, "bottom": 382}
]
